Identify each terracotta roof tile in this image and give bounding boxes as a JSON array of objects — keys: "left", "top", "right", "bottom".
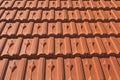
[
  {"left": 0, "top": 9, "right": 120, "bottom": 21},
  {"left": 0, "top": 0, "right": 120, "bottom": 79},
  {"left": 0, "top": 56, "right": 120, "bottom": 80},
  {"left": 1, "top": 0, "right": 120, "bottom": 9},
  {"left": 0, "top": 21, "right": 120, "bottom": 37},
  {"left": 0, "top": 36, "right": 120, "bottom": 57}
]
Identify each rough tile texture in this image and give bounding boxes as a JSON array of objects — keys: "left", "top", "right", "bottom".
[{"left": 0, "top": 0, "right": 120, "bottom": 79}]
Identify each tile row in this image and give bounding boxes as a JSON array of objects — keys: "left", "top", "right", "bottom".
[
  {"left": 0, "top": 21, "right": 120, "bottom": 37},
  {"left": 0, "top": 36, "right": 120, "bottom": 57},
  {"left": 0, "top": 56, "right": 120, "bottom": 80},
  {"left": 0, "top": 9, "right": 120, "bottom": 21},
  {"left": 0, "top": 0, "right": 120, "bottom": 9}
]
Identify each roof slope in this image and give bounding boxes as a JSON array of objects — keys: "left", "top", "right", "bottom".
[{"left": 0, "top": 0, "right": 120, "bottom": 80}]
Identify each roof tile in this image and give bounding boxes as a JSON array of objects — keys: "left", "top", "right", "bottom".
[
  {"left": 14, "top": 10, "right": 30, "bottom": 21},
  {"left": 0, "top": 37, "right": 120, "bottom": 57},
  {"left": 0, "top": 56, "right": 120, "bottom": 80},
  {"left": 0, "top": 21, "right": 120, "bottom": 37},
  {"left": 12, "top": 0, "right": 26, "bottom": 9}
]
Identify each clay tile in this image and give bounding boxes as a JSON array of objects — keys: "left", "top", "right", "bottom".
[
  {"left": 80, "top": 10, "right": 89, "bottom": 21},
  {"left": 61, "top": 1, "right": 68, "bottom": 8},
  {"left": 38, "top": 38, "right": 48, "bottom": 55},
  {"left": 37, "top": 1, "right": 45, "bottom": 8},
  {"left": 1, "top": 22, "right": 19, "bottom": 37},
  {"left": 73, "top": 1, "right": 79, "bottom": 8},
  {"left": 55, "top": 38, "right": 64, "bottom": 55},
  {"left": 25, "top": 0, "right": 38, "bottom": 9},
  {"left": 1, "top": 0, "right": 15, "bottom": 8},
  {"left": 102, "top": 37, "right": 117, "bottom": 54},
  {"left": 68, "top": 10, "right": 76, "bottom": 20},
  {"left": 76, "top": 22, "right": 86, "bottom": 36},
  {"left": 92, "top": 10, "right": 102, "bottom": 21},
  {"left": 13, "top": 0, "right": 26, "bottom": 9},
  {"left": 103, "top": 22, "right": 116, "bottom": 35},
  {"left": 83, "top": 22, "right": 92, "bottom": 35},
  {"left": 70, "top": 22, "right": 77, "bottom": 35},
  {"left": 17, "top": 22, "right": 33, "bottom": 36},
  {"left": 2, "top": 38, "right": 22, "bottom": 56},
  {"left": 20, "top": 39, "right": 32, "bottom": 56},
  {"left": 55, "top": 10, "right": 63, "bottom": 21},
  {"left": 42, "top": 10, "right": 50, "bottom": 21},
  {"left": 62, "top": 22, "right": 71, "bottom": 36},
  {"left": 71, "top": 38, "right": 81, "bottom": 55},
  {"left": 65, "top": 58, "right": 79, "bottom": 80},
  {"left": 1, "top": 10, "right": 17, "bottom": 21},
  {"left": 28, "top": 10, "right": 42, "bottom": 21},
  {"left": 1, "top": 39, "right": 15, "bottom": 56},
  {"left": 84, "top": 1, "right": 92, "bottom": 8},
  {"left": 87, "top": 38, "right": 101, "bottom": 54},
  {"left": 49, "top": 1, "right": 57, "bottom": 8},
  {"left": 89, "top": 22, "right": 101, "bottom": 36},
  {"left": 48, "top": 22, "right": 56, "bottom": 36},
  {"left": 33, "top": 23, "right": 43, "bottom": 36},
  {"left": 4, "top": 58, "right": 27, "bottom": 80},
  {"left": 15, "top": 10, "right": 30, "bottom": 21}
]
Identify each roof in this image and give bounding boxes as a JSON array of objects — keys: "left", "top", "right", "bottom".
[{"left": 0, "top": 0, "right": 120, "bottom": 80}]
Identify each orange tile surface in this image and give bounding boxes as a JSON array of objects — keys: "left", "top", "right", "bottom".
[{"left": 0, "top": 0, "right": 120, "bottom": 79}]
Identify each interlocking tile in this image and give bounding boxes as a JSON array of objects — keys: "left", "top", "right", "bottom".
[
  {"left": 1, "top": 10, "right": 17, "bottom": 21},
  {"left": 0, "top": 56, "right": 120, "bottom": 80},
  {"left": 0, "top": 9, "right": 120, "bottom": 21},
  {"left": 13, "top": 0, "right": 26, "bottom": 9},
  {"left": 0, "top": 21, "right": 120, "bottom": 37},
  {"left": 0, "top": 36, "right": 120, "bottom": 57},
  {"left": 0, "top": 0, "right": 120, "bottom": 9}
]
